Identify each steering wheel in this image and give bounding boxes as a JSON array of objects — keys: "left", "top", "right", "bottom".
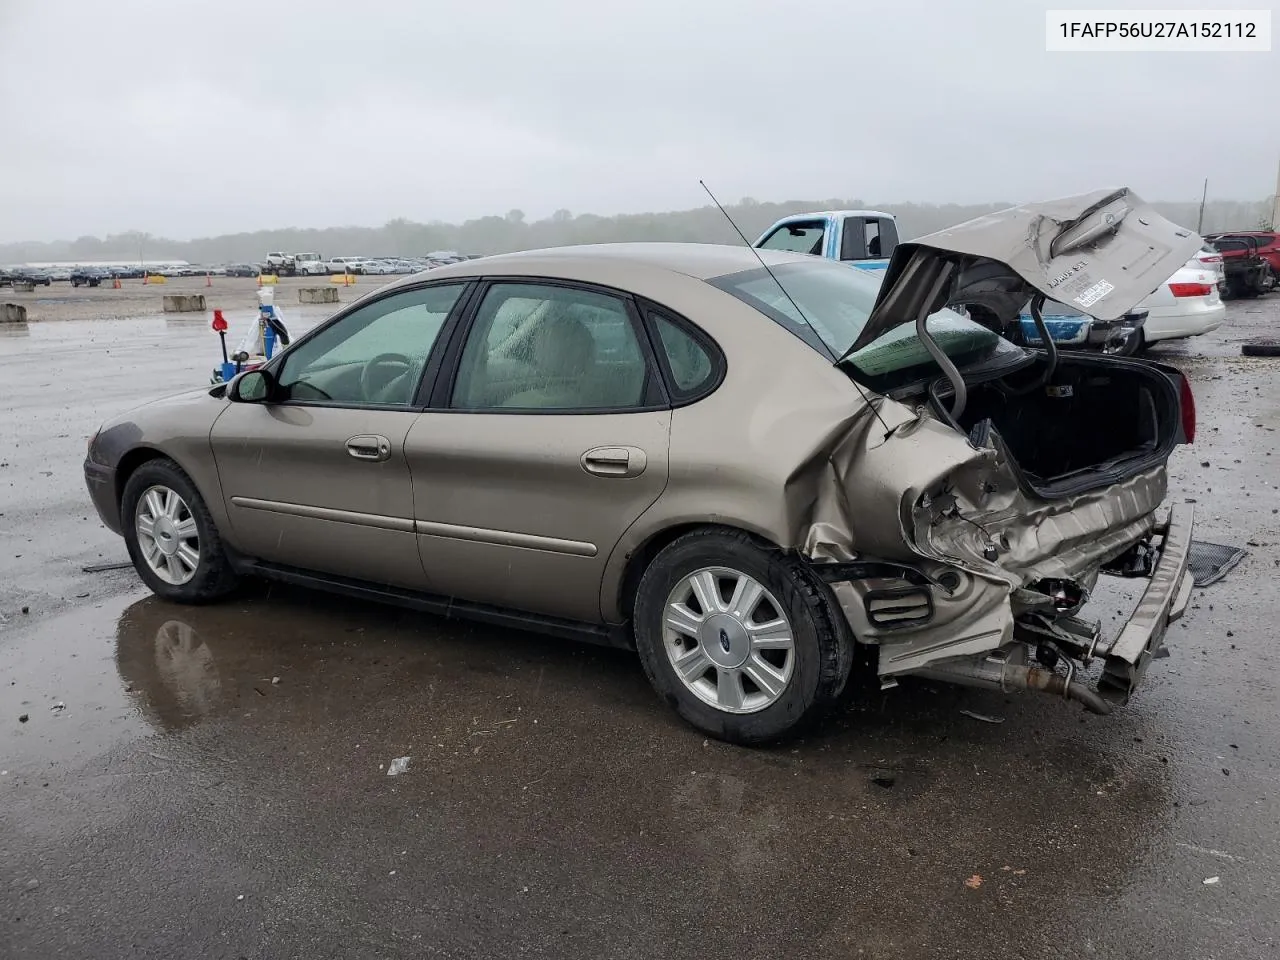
[{"left": 360, "top": 353, "right": 415, "bottom": 402}]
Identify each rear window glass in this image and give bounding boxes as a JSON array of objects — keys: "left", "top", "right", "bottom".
[{"left": 709, "top": 259, "right": 1019, "bottom": 386}]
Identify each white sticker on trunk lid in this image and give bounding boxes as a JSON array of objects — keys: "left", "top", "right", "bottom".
[{"left": 1073, "top": 280, "right": 1115, "bottom": 309}]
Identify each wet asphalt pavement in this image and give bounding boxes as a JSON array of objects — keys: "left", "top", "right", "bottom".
[{"left": 2, "top": 296, "right": 1279, "bottom": 959}]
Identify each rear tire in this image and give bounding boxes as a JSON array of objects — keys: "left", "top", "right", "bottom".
[
  {"left": 122, "top": 459, "right": 239, "bottom": 604},
  {"left": 632, "top": 527, "right": 855, "bottom": 745}
]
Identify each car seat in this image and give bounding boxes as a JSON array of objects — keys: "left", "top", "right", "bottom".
[{"left": 500, "top": 312, "right": 597, "bottom": 408}]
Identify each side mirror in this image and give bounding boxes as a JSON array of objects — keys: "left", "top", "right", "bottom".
[{"left": 228, "top": 369, "right": 276, "bottom": 403}]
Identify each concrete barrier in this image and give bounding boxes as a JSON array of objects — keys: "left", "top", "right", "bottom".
[
  {"left": 299, "top": 286, "right": 339, "bottom": 304},
  {"left": 2, "top": 303, "right": 28, "bottom": 323},
  {"left": 162, "top": 294, "right": 207, "bottom": 313},
  {"left": 11, "top": 281, "right": 34, "bottom": 293}
]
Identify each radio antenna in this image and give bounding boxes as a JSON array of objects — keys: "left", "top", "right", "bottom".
[{"left": 698, "top": 179, "right": 893, "bottom": 438}]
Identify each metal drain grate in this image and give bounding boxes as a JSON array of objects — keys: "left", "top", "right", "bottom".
[{"left": 1188, "top": 540, "right": 1247, "bottom": 587}]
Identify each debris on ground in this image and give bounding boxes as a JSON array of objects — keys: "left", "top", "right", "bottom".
[
  {"left": 869, "top": 770, "right": 896, "bottom": 789},
  {"left": 387, "top": 756, "right": 411, "bottom": 776},
  {"left": 271, "top": 677, "right": 281, "bottom": 685},
  {"left": 1203, "top": 876, "right": 1220, "bottom": 885},
  {"left": 81, "top": 561, "right": 133, "bottom": 573},
  {"left": 959, "top": 709, "right": 1005, "bottom": 724},
  {"left": 964, "top": 875, "right": 983, "bottom": 889},
  {"left": 1241, "top": 338, "right": 1280, "bottom": 357},
  {"left": 1188, "top": 540, "right": 1248, "bottom": 587},
  {"left": 18, "top": 714, "right": 28, "bottom": 723},
  {"left": 50, "top": 701, "right": 66, "bottom": 712}
]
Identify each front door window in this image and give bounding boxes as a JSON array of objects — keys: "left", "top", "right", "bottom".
[{"left": 275, "top": 284, "right": 465, "bottom": 405}]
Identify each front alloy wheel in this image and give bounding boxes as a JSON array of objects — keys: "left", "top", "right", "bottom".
[
  {"left": 135, "top": 485, "right": 200, "bottom": 585},
  {"left": 121, "top": 458, "right": 239, "bottom": 603}
]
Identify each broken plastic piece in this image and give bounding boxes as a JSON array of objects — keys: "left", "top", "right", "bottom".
[
  {"left": 387, "top": 756, "right": 410, "bottom": 776},
  {"left": 959, "top": 709, "right": 1005, "bottom": 724}
]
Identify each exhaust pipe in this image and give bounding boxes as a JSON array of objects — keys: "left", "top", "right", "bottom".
[{"left": 911, "top": 653, "right": 1113, "bottom": 715}]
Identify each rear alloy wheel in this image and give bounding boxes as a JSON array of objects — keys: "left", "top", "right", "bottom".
[
  {"left": 663, "top": 566, "right": 796, "bottom": 714},
  {"left": 122, "top": 459, "right": 238, "bottom": 603},
  {"left": 633, "top": 528, "right": 854, "bottom": 745}
]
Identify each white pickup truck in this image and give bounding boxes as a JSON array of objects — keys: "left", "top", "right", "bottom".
[
  {"left": 293, "top": 252, "right": 326, "bottom": 276},
  {"left": 754, "top": 210, "right": 900, "bottom": 274}
]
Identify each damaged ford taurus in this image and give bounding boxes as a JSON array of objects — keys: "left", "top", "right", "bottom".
[{"left": 85, "top": 188, "right": 1199, "bottom": 744}]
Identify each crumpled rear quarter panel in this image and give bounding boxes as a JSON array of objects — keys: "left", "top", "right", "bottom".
[{"left": 794, "top": 404, "right": 1168, "bottom": 675}]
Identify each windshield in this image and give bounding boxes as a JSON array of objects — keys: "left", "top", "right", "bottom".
[{"left": 709, "top": 259, "right": 1022, "bottom": 387}]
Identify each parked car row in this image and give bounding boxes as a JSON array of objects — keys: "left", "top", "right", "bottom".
[
  {"left": 0, "top": 267, "right": 53, "bottom": 287},
  {"left": 320, "top": 255, "right": 476, "bottom": 275},
  {"left": 1, "top": 255, "right": 487, "bottom": 287},
  {"left": 0, "top": 263, "right": 170, "bottom": 285}
]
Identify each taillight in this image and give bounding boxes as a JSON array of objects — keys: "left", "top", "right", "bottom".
[
  {"left": 1169, "top": 281, "right": 1214, "bottom": 298},
  {"left": 1179, "top": 375, "right": 1196, "bottom": 444},
  {"left": 1200, "top": 254, "right": 1222, "bottom": 264}
]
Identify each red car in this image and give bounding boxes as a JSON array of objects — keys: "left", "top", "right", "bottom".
[
  {"left": 1223, "top": 231, "right": 1279, "bottom": 271},
  {"left": 1206, "top": 231, "right": 1278, "bottom": 298}
]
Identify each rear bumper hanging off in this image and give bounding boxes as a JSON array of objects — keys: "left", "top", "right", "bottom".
[
  {"left": 899, "top": 504, "right": 1194, "bottom": 713},
  {"left": 1096, "top": 503, "right": 1194, "bottom": 703}
]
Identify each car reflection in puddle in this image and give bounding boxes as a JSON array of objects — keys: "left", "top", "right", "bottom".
[{"left": 115, "top": 599, "right": 226, "bottom": 731}]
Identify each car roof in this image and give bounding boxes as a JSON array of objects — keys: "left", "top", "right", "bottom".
[
  {"left": 398, "top": 242, "right": 815, "bottom": 286},
  {"left": 772, "top": 209, "right": 897, "bottom": 222}
]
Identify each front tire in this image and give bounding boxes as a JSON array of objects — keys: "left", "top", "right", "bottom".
[
  {"left": 633, "top": 527, "right": 854, "bottom": 745},
  {"left": 121, "top": 459, "right": 239, "bottom": 604}
]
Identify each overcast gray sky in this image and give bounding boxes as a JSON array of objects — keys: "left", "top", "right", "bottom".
[{"left": 0, "top": 0, "right": 1275, "bottom": 243}]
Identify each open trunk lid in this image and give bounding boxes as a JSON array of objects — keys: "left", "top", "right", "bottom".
[{"left": 842, "top": 188, "right": 1203, "bottom": 355}]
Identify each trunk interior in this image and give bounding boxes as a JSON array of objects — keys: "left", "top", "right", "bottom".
[{"left": 955, "top": 356, "right": 1181, "bottom": 499}]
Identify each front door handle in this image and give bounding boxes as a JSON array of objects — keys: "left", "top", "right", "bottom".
[
  {"left": 581, "top": 445, "right": 647, "bottom": 478},
  {"left": 346, "top": 435, "right": 391, "bottom": 462}
]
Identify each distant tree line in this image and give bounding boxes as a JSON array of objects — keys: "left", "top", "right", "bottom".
[{"left": 3, "top": 195, "right": 1274, "bottom": 265}]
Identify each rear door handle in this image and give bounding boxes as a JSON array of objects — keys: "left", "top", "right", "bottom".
[
  {"left": 581, "top": 446, "right": 647, "bottom": 478},
  {"left": 346, "top": 435, "right": 391, "bottom": 462}
]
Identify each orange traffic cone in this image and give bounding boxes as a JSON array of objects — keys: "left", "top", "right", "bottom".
[
  {"left": 205, "top": 272, "right": 212, "bottom": 287},
  {"left": 112, "top": 277, "right": 121, "bottom": 289},
  {"left": 256, "top": 274, "right": 262, "bottom": 288}
]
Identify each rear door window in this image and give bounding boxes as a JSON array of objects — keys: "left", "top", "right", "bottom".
[{"left": 449, "top": 282, "right": 655, "bottom": 411}]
